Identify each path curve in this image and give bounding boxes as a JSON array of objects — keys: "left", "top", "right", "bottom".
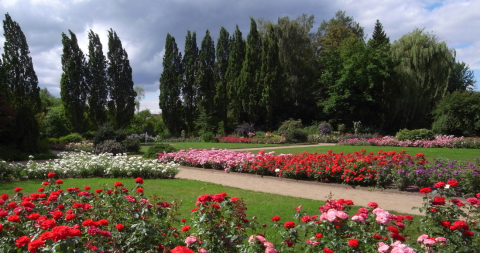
[{"left": 176, "top": 165, "right": 424, "bottom": 215}]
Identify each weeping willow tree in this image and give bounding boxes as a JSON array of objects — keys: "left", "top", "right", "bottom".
[{"left": 388, "top": 28, "right": 455, "bottom": 130}]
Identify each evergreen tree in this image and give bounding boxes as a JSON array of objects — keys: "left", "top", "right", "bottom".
[
  {"left": 225, "top": 25, "right": 246, "bottom": 125},
  {"left": 2, "top": 13, "right": 41, "bottom": 152},
  {"left": 2, "top": 13, "right": 40, "bottom": 110},
  {"left": 260, "top": 23, "right": 284, "bottom": 129},
  {"left": 239, "top": 18, "right": 263, "bottom": 125},
  {"left": 86, "top": 29, "right": 108, "bottom": 129},
  {"left": 214, "top": 27, "right": 230, "bottom": 133},
  {"left": 181, "top": 31, "right": 199, "bottom": 135},
  {"left": 106, "top": 29, "right": 136, "bottom": 129},
  {"left": 60, "top": 30, "right": 88, "bottom": 133},
  {"left": 371, "top": 20, "right": 390, "bottom": 48},
  {"left": 317, "top": 10, "right": 365, "bottom": 47},
  {"left": 159, "top": 34, "right": 184, "bottom": 136},
  {"left": 196, "top": 30, "right": 216, "bottom": 120}
]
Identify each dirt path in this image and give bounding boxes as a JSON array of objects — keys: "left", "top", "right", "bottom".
[{"left": 176, "top": 165, "right": 425, "bottom": 215}]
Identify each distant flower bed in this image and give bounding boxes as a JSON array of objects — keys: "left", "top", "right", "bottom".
[
  {"left": 339, "top": 136, "right": 480, "bottom": 149},
  {"left": 215, "top": 136, "right": 285, "bottom": 144}
]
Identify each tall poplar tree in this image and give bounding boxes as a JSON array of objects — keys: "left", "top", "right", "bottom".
[
  {"left": 2, "top": 13, "right": 41, "bottom": 152},
  {"left": 197, "top": 30, "right": 216, "bottom": 118},
  {"left": 239, "top": 18, "right": 263, "bottom": 125},
  {"left": 107, "top": 29, "right": 136, "bottom": 129},
  {"left": 86, "top": 29, "right": 108, "bottom": 129},
  {"left": 159, "top": 34, "right": 184, "bottom": 136},
  {"left": 181, "top": 31, "right": 199, "bottom": 135},
  {"left": 214, "top": 27, "right": 230, "bottom": 133},
  {"left": 260, "top": 23, "right": 283, "bottom": 129},
  {"left": 225, "top": 25, "right": 245, "bottom": 125},
  {"left": 60, "top": 30, "right": 88, "bottom": 133}
]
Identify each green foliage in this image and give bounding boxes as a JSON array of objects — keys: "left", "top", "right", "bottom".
[
  {"left": 201, "top": 132, "right": 215, "bottom": 142},
  {"left": 214, "top": 27, "right": 230, "bottom": 133},
  {"left": 432, "top": 91, "right": 480, "bottom": 136},
  {"left": 234, "top": 123, "right": 255, "bottom": 137},
  {"left": 447, "top": 61, "right": 475, "bottom": 93},
  {"left": 60, "top": 30, "right": 88, "bottom": 133},
  {"left": 58, "top": 133, "right": 83, "bottom": 143},
  {"left": 370, "top": 19, "right": 389, "bottom": 48},
  {"left": 107, "top": 29, "right": 136, "bottom": 129},
  {"left": 395, "top": 129, "right": 434, "bottom": 141},
  {"left": 114, "top": 128, "right": 128, "bottom": 142},
  {"left": 159, "top": 34, "right": 184, "bottom": 136},
  {"left": 197, "top": 30, "right": 216, "bottom": 119},
  {"left": 86, "top": 30, "right": 108, "bottom": 129},
  {"left": 143, "top": 143, "right": 177, "bottom": 159},
  {"left": 337, "top": 124, "right": 346, "bottom": 133},
  {"left": 94, "top": 123, "right": 116, "bottom": 145},
  {"left": 44, "top": 105, "right": 70, "bottom": 138},
  {"left": 122, "top": 138, "right": 140, "bottom": 152},
  {"left": 285, "top": 129, "right": 308, "bottom": 143},
  {"left": 182, "top": 31, "right": 199, "bottom": 136},
  {"left": 14, "top": 105, "right": 40, "bottom": 153},
  {"left": 43, "top": 137, "right": 59, "bottom": 144},
  {"left": 278, "top": 119, "right": 302, "bottom": 134},
  {"left": 225, "top": 25, "right": 246, "bottom": 125},
  {"left": 94, "top": 139, "right": 126, "bottom": 155}
]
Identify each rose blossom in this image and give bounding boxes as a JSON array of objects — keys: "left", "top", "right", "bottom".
[{"left": 185, "top": 236, "right": 197, "bottom": 247}]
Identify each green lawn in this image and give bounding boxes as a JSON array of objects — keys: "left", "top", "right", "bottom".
[
  {"left": 242, "top": 145, "right": 480, "bottom": 163},
  {"left": 0, "top": 178, "right": 421, "bottom": 243},
  {"left": 140, "top": 142, "right": 284, "bottom": 153}
]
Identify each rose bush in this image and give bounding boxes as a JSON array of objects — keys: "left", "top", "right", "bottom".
[{"left": 1, "top": 174, "right": 479, "bottom": 252}]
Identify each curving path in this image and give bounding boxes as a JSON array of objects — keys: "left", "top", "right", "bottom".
[{"left": 176, "top": 165, "right": 425, "bottom": 215}]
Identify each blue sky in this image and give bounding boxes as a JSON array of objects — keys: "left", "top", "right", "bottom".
[{"left": 1, "top": 0, "right": 478, "bottom": 113}]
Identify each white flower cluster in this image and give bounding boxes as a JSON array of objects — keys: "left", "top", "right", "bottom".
[{"left": 3, "top": 151, "right": 179, "bottom": 180}]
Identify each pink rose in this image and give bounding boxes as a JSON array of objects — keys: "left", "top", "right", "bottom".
[{"left": 185, "top": 236, "right": 197, "bottom": 247}]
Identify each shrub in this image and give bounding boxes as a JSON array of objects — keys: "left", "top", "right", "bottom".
[
  {"left": 234, "top": 123, "right": 255, "bottom": 137},
  {"left": 115, "top": 128, "right": 128, "bottom": 142},
  {"left": 43, "top": 138, "right": 59, "bottom": 144},
  {"left": 201, "top": 132, "right": 215, "bottom": 142},
  {"left": 278, "top": 119, "right": 302, "bottom": 134},
  {"left": 318, "top": 122, "right": 332, "bottom": 135},
  {"left": 285, "top": 129, "right": 308, "bottom": 143},
  {"left": 122, "top": 138, "right": 141, "bottom": 152},
  {"left": 143, "top": 143, "right": 177, "bottom": 159},
  {"left": 58, "top": 133, "right": 83, "bottom": 143},
  {"left": 395, "top": 129, "right": 434, "bottom": 141},
  {"left": 94, "top": 140, "right": 126, "bottom": 155},
  {"left": 337, "top": 123, "right": 346, "bottom": 133},
  {"left": 94, "top": 123, "right": 116, "bottom": 145}
]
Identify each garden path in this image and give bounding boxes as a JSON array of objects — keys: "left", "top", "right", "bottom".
[{"left": 176, "top": 165, "right": 425, "bottom": 215}]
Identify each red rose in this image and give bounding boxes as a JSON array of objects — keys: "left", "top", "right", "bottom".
[
  {"left": 116, "top": 224, "right": 125, "bottom": 232},
  {"left": 432, "top": 197, "right": 445, "bottom": 205},
  {"left": 404, "top": 215, "right": 413, "bottom": 220},
  {"left": 28, "top": 213, "right": 40, "bottom": 220},
  {"left": 47, "top": 172, "right": 55, "bottom": 178},
  {"left": 14, "top": 187, "right": 22, "bottom": 192},
  {"left": 65, "top": 214, "right": 76, "bottom": 221},
  {"left": 95, "top": 189, "right": 103, "bottom": 193},
  {"left": 7, "top": 214, "right": 20, "bottom": 222},
  {"left": 82, "top": 219, "right": 96, "bottom": 227},
  {"left": 171, "top": 246, "right": 194, "bottom": 253},
  {"left": 0, "top": 194, "right": 8, "bottom": 200},
  {"left": 284, "top": 221, "right": 295, "bottom": 229},
  {"left": 84, "top": 186, "right": 90, "bottom": 190},
  {"left": 391, "top": 233, "right": 405, "bottom": 242},
  {"left": 212, "top": 204, "right": 220, "bottom": 209},
  {"left": 113, "top": 182, "right": 123, "bottom": 187},
  {"left": 38, "top": 188, "right": 45, "bottom": 192},
  {"left": 136, "top": 188, "right": 144, "bottom": 193},
  {"left": 323, "top": 248, "right": 334, "bottom": 253},
  {"left": 181, "top": 219, "right": 186, "bottom": 223},
  {"left": 463, "top": 230, "right": 474, "bottom": 236},
  {"left": 42, "top": 182, "right": 49, "bottom": 186},
  {"left": 231, "top": 197, "right": 238, "bottom": 203},
  {"left": 28, "top": 238, "right": 46, "bottom": 252},
  {"left": 15, "top": 235, "right": 31, "bottom": 248},
  {"left": 182, "top": 225, "right": 190, "bottom": 232},
  {"left": 55, "top": 180, "right": 63, "bottom": 185},
  {"left": 42, "top": 219, "right": 56, "bottom": 230},
  {"left": 387, "top": 226, "right": 399, "bottom": 233},
  {"left": 190, "top": 208, "right": 198, "bottom": 213},
  {"left": 284, "top": 238, "right": 294, "bottom": 247},
  {"left": 315, "top": 233, "right": 322, "bottom": 239},
  {"left": 419, "top": 187, "right": 432, "bottom": 194},
  {"left": 441, "top": 220, "right": 451, "bottom": 227},
  {"left": 367, "top": 202, "right": 378, "bottom": 208},
  {"left": 97, "top": 219, "right": 109, "bottom": 226},
  {"left": 52, "top": 211, "right": 63, "bottom": 220},
  {"left": 272, "top": 216, "right": 281, "bottom": 222},
  {"left": 197, "top": 194, "right": 211, "bottom": 203},
  {"left": 348, "top": 238, "right": 358, "bottom": 248},
  {"left": 434, "top": 181, "right": 446, "bottom": 188},
  {"left": 0, "top": 223, "right": 3, "bottom": 232},
  {"left": 134, "top": 177, "right": 144, "bottom": 184},
  {"left": 447, "top": 180, "right": 459, "bottom": 187}
]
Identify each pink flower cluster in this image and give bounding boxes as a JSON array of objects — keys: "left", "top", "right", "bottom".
[
  {"left": 248, "top": 234, "right": 277, "bottom": 253},
  {"left": 340, "top": 136, "right": 478, "bottom": 148},
  {"left": 378, "top": 241, "right": 415, "bottom": 253},
  {"left": 157, "top": 148, "right": 264, "bottom": 171}
]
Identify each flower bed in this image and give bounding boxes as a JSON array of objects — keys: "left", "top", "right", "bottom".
[
  {"left": 340, "top": 136, "right": 480, "bottom": 149},
  {"left": 0, "top": 151, "right": 179, "bottom": 180},
  {"left": 0, "top": 177, "right": 478, "bottom": 252},
  {"left": 215, "top": 136, "right": 286, "bottom": 144},
  {"left": 158, "top": 148, "right": 480, "bottom": 195}
]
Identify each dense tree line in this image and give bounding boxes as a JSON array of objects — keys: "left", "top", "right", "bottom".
[{"left": 159, "top": 11, "right": 476, "bottom": 136}]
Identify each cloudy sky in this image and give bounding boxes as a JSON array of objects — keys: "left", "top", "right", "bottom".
[{"left": 1, "top": 0, "right": 478, "bottom": 113}]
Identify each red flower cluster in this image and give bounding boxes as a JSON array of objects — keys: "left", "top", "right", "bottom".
[
  {"left": 284, "top": 221, "right": 295, "bottom": 229},
  {"left": 272, "top": 216, "right": 280, "bottom": 222}
]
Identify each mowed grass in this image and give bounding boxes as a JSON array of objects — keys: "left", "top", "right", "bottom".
[
  {"left": 242, "top": 145, "right": 480, "bottom": 163},
  {"left": 0, "top": 178, "right": 420, "bottom": 243},
  {"left": 140, "top": 142, "right": 284, "bottom": 153}
]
